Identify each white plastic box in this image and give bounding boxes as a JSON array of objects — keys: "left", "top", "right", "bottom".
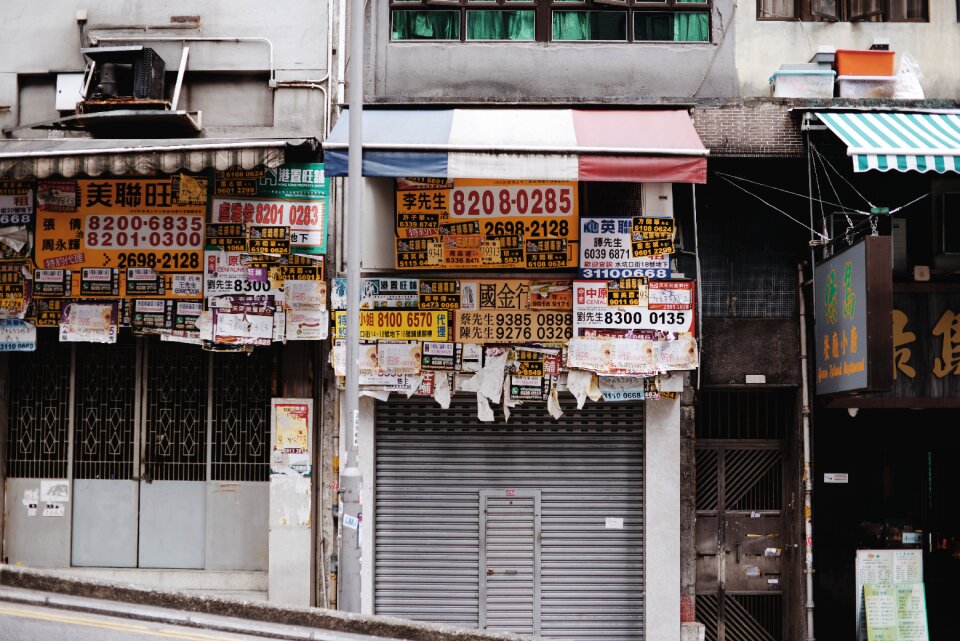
[
  {"left": 769, "top": 70, "right": 836, "bottom": 98},
  {"left": 836, "top": 75, "right": 897, "bottom": 99}
]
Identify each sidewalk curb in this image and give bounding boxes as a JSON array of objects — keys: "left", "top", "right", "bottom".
[{"left": 0, "top": 565, "right": 531, "bottom": 641}]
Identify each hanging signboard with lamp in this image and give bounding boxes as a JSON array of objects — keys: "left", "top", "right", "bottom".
[{"left": 814, "top": 236, "right": 893, "bottom": 395}]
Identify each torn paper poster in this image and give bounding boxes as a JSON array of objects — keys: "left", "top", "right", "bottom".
[
  {"left": 285, "top": 307, "right": 329, "bottom": 340},
  {"left": 360, "top": 390, "right": 391, "bottom": 401},
  {"left": 283, "top": 279, "right": 327, "bottom": 309},
  {"left": 476, "top": 392, "right": 495, "bottom": 422},
  {"left": 547, "top": 388, "right": 564, "bottom": 419},
  {"left": 40, "top": 479, "right": 69, "bottom": 503},
  {"left": 567, "top": 337, "right": 657, "bottom": 376},
  {"left": 657, "top": 334, "right": 698, "bottom": 370},
  {"left": 212, "top": 307, "right": 274, "bottom": 346},
  {"left": 433, "top": 371, "right": 452, "bottom": 409},
  {"left": 460, "top": 348, "right": 508, "bottom": 402},
  {"left": 42, "top": 503, "right": 65, "bottom": 517},
  {"left": 332, "top": 340, "right": 378, "bottom": 378},
  {"left": 59, "top": 301, "right": 118, "bottom": 344},
  {"left": 376, "top": 341, "right": 422, "bottom": 375},
  {"left": 0, "top": 226, "right": 30, "bottom": 255},
  {"left": 599, "top": 376, "right": 648, "bottom": 402},
  {"left": 0, "top": 319, "right": 36, "bottom": 352},
  {"left": 566, "top": 370, "right": 593, "bottom": 409}
]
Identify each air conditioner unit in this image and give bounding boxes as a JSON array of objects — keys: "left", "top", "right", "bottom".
[{"left": 78, "top": 46, "right": 167, "bottom": 113}]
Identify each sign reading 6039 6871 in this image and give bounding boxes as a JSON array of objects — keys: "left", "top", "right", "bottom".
[{"left": 35, "top": 176, "right": 207, "bottom": 272}]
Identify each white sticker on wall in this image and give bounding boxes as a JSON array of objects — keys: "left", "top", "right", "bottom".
[
  {"left": 605, "top": 517, "right": 624, "bottom": 530},
  {"left": 343, "top": 513, "right": 360, "bottom": 530}
]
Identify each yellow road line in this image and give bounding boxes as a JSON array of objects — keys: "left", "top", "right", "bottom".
[{"left": 0, "top": 604, "right": 253, "bottom": 641}]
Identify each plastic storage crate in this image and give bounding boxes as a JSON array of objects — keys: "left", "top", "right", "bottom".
[
  {"left": 770, "top": 69, "right": 836, "bottom": 98},
  {"left": 837, "top": 75, "right": 897, "bottom": 99},
  {"left": 835, "top": 49, "right": 895, "bottom": 76}
]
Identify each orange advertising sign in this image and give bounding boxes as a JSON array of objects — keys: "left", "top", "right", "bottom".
[{"left": 35, "top": 176, "right": 207, "bottom": 275}]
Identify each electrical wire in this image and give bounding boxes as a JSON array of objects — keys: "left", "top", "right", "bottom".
[
  {"left": 812, "top": 145, "right": 876, "bottom": 209},
  {"left": 713, "top": 171, "right": 866, "bottom": 214},
  {"left": 717, "top": 174, "right": 828, "bottom": 240}
]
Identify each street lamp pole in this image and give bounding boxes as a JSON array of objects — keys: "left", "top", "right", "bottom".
[{"left": 337, "top": 0, "right": 365, "bottom": 614}]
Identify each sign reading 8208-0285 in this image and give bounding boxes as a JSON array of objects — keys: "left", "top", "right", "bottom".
[{"left": 35, "top": 177, "right": 207, "bottom": 272}]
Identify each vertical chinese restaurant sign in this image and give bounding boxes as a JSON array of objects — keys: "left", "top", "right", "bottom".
[{"left": 814, "top": 236, "right": 892, "bottom": 395}]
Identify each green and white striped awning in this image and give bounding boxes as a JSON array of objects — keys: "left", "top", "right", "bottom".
[{"left": 817, "top": 111, "right": 960, "bottom": 174}]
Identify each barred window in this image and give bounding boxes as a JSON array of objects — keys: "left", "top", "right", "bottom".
[
  {"left": 758, "top": 0, "right": 927, "bottom": 21},
  {"left": 391, "top": 0, "right": 711, "bottom": 42}
]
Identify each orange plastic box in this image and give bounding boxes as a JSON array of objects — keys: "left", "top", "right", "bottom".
[{"left": 835, "top": 49, "right": 895, "bottom": 76}]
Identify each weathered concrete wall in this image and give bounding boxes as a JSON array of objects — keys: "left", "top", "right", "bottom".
[
  {"left": 646, "top": 375, "right": 683, "bottom": 641},
  {"left": 701, "top": 318, "right": 801, "bottom": 386},
  {"left": 736, "top": 1, "right": 960, "bottom": 98},
  {"left": 0, "top": 0, "right": 330, "bottom": 137},
  {"left": 368, "top": 0, "right": 739, "bottom": 101},
  {"left": 679, "top": 377, "right": 697, "bottom": 627}
]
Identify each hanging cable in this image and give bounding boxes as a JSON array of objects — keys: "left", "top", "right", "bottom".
[
  {"left": 713, "top": 171, "right": 867, "bottom": 215},
  {"left": 717, "top": 174, "right": 828, "bottom": 240},
  {"left": 888, "top": 192, "right": 930, "bottom": 214},
  {"left": 812, "top": 145, "right": 877, "bottom": 210}
]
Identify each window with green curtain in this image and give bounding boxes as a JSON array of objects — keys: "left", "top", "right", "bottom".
[
  {"left": 634, "top": 10, "right": 709, "bottom": 41},
  {"left": 389, "top": 2, "right": 713, "bottom": 42},
  {"left": 552, "top": 10, "right": 627, "bottom": 40},
  {"left": 467, "top": 10, "right": 535, "bottom": 40},
  {"left": 392, "top": 10, "right": 460, "bottom": 40}
]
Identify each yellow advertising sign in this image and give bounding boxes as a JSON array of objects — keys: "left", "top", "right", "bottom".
[
  {"left": 395, "top": 178, "right": 579, "bottom": 270},
  {"left": 335, "top": 309, "right": 451, "bottom": 341},
  {"left": 454, "top": 310, "right": 572, "bottom": 344},
  {"left": 35, "top": 177, "right": 207, "bottom": 274}
]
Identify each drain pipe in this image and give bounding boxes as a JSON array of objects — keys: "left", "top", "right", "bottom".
[{"left": 797, "top": 263, "right": 815, "bottom": 641}]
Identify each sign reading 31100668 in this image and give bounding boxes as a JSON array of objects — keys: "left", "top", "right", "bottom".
[{"left": 579, "top": 218, "right": 670, "bottom": 280}]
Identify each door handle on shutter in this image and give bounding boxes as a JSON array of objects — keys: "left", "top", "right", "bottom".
[{"left": 487, "top": 568, "right": 494, "bottom": 576}]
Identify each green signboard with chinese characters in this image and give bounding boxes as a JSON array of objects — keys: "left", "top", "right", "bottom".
[{"left": 815, "top": 236, "right": 892, "bottom": 395}]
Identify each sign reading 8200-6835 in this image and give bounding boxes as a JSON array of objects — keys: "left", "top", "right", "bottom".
[{"left": 35, "top": 177, "right": 207, "bottom": 272}]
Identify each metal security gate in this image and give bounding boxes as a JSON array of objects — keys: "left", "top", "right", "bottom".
[
  {"left": 695, "top": 390, "right": 794, "bottom": 641},
  {"left": 375, "top": 396, "right": 645, "bottom": 641},
  {"left": 5, "top": 332, "right": 272, "bottom": 570}
]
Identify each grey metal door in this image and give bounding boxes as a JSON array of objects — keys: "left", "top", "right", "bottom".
[
  {"left": 71, "top": 339, "right": 207, "bottom": 568},
  {"left": 6, "top": 337, "right": 271, "bottom": 570},
  {"left": 695, "top": 390, "right": 793, "bottom": 641},
  {"left": 480, "top": 490, "right": 541, "bottom": 635},
  {"left": 72, "top": 339, "right": 140, "bottom": 567},
  {"left": 375, "top": 396, "right": 645, "bottom": 641}
]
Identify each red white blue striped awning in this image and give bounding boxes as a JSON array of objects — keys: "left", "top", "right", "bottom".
[
  {"left": 323, "top": 108, "right": 708, "bottom": 183},
  {"left": 817, "top": 111, "right": 960, "bottom": 174}
]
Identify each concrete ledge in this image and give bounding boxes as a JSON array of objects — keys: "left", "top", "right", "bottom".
[
  {"left": 0, "top": 565, "right": 531, "bottom": 641},
  {"left": 54, "top": 568, "right": 268, "bottom": 592}
]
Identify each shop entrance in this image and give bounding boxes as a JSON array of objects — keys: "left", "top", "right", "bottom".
[
  {"left": 814, "top": 408, "right": 960, "bottom": 638},
  {"left": 5, "top": 333, "right": 272, "bottom": 571},
  {"left": 695, "top": 389, "right": 796, "bottom": 641}
]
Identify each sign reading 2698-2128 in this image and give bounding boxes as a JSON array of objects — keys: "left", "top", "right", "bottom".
[{"left": 35, "top": 176, "right": 207, "bottom": 272}]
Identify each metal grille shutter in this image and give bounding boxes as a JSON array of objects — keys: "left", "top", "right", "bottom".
[{"left": 375, "top": 396, "right": 645, "bottom": 641}]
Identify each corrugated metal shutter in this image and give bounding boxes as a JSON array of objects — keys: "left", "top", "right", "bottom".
[{"left": 375, "top": 395, "right": 645, "bottom": 641}]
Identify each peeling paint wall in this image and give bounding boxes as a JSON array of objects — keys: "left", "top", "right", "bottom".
[
  {"left": 736, "top": 2, "right": 960, "bottom": 98},
  {"left": 0, "top": 0, "right": 331, "bottom": 137}
]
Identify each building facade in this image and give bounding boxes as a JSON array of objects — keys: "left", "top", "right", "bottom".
[{"left": 1, "top": 1, "right": 959, "bottom": 640}]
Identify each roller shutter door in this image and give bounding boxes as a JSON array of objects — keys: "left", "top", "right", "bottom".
[{"left": 375, "top": 396, "right": 645, "bottom": 641}]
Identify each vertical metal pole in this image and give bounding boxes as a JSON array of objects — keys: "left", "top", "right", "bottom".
[
  {"left": 797, "top": 264, "right": 815, "bottom": 641},
  {"left": 338, "top": 0, "right": 364, "bottom": 613},
  {"left": 691, "top": 183, "right": 703, "bottom": 390}
]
